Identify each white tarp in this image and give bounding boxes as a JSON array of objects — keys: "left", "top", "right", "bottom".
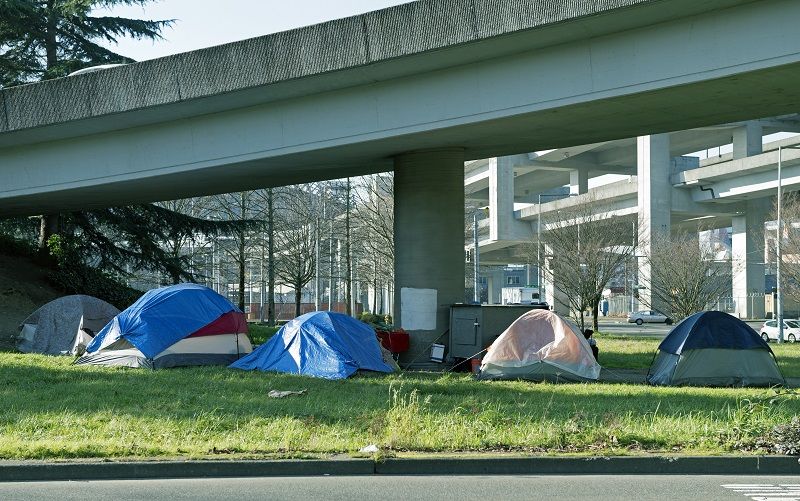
[{"left": 481, "top": 309, "right": 601, "bottom": 381}]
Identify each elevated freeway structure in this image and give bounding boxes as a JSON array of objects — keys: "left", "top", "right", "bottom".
[
  {"left": 468, "top": 117, "right": 800, "bottom": 318},
  {"left": 2, "top": 0, "right": 800, "bottom": 361}
]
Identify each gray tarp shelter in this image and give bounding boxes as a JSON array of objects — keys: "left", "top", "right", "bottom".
[
  {"left": 647, "top": 311, "right": 784, "bottom": 387},
  {"left": 17, "top": 295, "right": 119, "bottom": 355}
]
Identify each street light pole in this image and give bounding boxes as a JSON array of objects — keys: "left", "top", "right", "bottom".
[
  {"left": 777, "top": 146, "right": 784, "bottom": 344},
  {"left": 473, "top": 212, "right": 480, "bottom": 303},
  {"left": 537, "top": 195, "right": 542, "bottom": 302}
]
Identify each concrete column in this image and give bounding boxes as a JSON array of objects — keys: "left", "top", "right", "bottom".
[
  {"left": 489, "top": 157, "right": 515, "bottom": 241},
  {"left": 487, "top": 268, "right": 504, "bottom": 304},
  {"left": 543, "top": 244, "right": 569, "bottom": 315},
  {"left": 637, "top": 134, "right": 671, "bottom": 312},
  {"left": 394, "top": 149, "right": 465, "bottom": 366},
  {"left": 486, "top": 271, "right": 494, "bottom": 305},
  {"left": 569, "top": 169, "right": 589, "bottom": 195},
  {"left": 732, "top": 199, "right": 768, "bottom": 318},
  {"left": 732, "top": 122, "right": 763, "bottom": 159}
]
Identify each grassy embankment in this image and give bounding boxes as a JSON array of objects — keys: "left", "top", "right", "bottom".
[{"left": 1, "top": 334, "right": 798, "bottom": 460}]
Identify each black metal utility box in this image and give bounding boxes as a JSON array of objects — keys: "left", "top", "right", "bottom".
[{"left": 448, "top": 304, "right": 548, "bottom": 360}]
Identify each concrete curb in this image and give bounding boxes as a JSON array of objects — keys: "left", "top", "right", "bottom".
[{"left": 1, "top": 456, "right": 799, "bottom": 481}]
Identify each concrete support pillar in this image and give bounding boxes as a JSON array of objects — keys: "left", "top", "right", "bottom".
[
  {"left": 394, "top": 149, "right": 465, "bottom": 366},
  {"left": 637, "top": 134, "right": 671, "bottom": 312},
  {"left": 489, "top": 157, "right": 515, "bottom": 241},
  {"left": 732, "top": 122, "right": 763, "bottom": 159},
  {"left": 487, "top": 268, "right": 504, "bottom": 304},
  {"left": 543, "top": 244, "right": 569, "bottom": 315},
  {"left": 732, "top": 199, "right": 768, "bottom": 318},
  {"left": 569, "top": 169, "right": 589, "bottom": 195}
]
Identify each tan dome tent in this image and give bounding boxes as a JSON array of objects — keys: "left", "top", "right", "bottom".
[
  {"left": 478, "top": 309, "right": 601, "bottom": 382},
  {"left": 17, "top": 295, "right": 120, "bottom": 355}
]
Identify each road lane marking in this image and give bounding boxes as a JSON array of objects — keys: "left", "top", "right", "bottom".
[{"left": 722, "top": 484, "right": 800, "bottom": 500}]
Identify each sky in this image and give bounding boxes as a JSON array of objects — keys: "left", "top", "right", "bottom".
[{"left": 93, "top": 0, "right": 415, "bottom": 62}]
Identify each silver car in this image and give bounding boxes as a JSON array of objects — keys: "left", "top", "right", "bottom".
[{"left": 627, "top": 310, "right": 673, "bottom": 325}]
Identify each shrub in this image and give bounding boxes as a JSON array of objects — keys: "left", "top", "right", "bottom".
[{"left": 771, "top": 416, "right": 800, "bottom": 455}]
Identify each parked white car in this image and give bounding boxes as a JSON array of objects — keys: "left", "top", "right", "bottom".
[
  {"left": 627, "top": 310, "right": 673, "bottom": 325},
  {"left": 759, "top": 319, "right": 800, "bottom": 343}
]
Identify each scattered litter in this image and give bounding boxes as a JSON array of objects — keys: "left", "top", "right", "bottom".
[
  {"left": 359, "top": 444, "right": 379, "bottom": 453},
  {"left": 268, "top": 389, "right": 307, "bottom": 398}
]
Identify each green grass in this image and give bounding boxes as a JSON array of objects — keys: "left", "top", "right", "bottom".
[
  {"left": 247, "top": 323, "right": 280, "bottom": 345},
  {"left": 597, "top": 333, "right": 800, "bottom": 378},
  {"left": 0, "top": 351, "right": 798, "bottom": 460}
]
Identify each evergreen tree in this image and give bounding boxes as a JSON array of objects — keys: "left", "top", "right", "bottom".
[
  {"left": 59, "top": 204, "right": 253, "bottom": 284},
  {"left": 0, "top": 0, "right": 173, "bottom": 252},
  {"left": 0, "top": 1, "right": 230, "bottom": 287},
  {"left": 0, "top": 0, "right": 172, "bottom": 85}
]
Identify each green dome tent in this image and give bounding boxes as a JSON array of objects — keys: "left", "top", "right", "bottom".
[{"left": 647, "top": 311, "right": 784, "bottom": 387}]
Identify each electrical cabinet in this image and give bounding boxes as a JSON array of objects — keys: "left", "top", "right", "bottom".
[{"left": 448, "top": 304, "right": 547, "bottom": 359}]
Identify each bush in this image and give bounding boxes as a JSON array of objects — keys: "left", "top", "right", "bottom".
[
  {"left": 0, "top": 232, "right": 36, "bottom": 258},
  {"left": 771, "top": 416, "right": 800, "bottom": 455},
  {"left": 359, "top": 312, "right": 393, "bottom": 327}
]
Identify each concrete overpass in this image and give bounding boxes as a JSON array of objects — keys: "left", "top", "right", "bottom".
[
  {"left": 468, "top": 120, "right": 800, "bottom": 318},
  {"left": 3, "top": 0, "right": 800, "bottom": 358}
]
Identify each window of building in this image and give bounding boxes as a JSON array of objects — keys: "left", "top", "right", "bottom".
[{"left": 507, "top": 276, "right": 521, "bottom": 285}]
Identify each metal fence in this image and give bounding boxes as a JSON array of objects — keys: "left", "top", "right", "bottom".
[{"left": 604, "top": 293, "right": 774, "bottom": 319}]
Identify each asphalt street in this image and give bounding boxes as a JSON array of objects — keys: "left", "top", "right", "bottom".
[
  {"left": 2, "top": 475, "right": 799, "bottom": 500},
  {"left": 596, "top": 319, "right": 766, "bottom": 338}
]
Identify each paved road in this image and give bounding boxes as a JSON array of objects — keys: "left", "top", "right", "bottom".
[
  {"left": 2, "top": 475, "right": 799, "bottom": 501},
  {"left": 596, "top": 319, "right": 766, "bottom": 338}
]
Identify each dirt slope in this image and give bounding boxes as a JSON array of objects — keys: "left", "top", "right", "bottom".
[{"left": 0, "top": 254, "right": 62, "bottom": 349}]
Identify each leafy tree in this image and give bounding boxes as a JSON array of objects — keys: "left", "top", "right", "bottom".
[
  {"left": 0, "top": 0, "right": 172, "bottom": 86},
  {"left": 61, "top": 204, "right": 247, "bottom": 284},
  {"left": 0, "top": 0, "right": 173, "bottom": 250}
]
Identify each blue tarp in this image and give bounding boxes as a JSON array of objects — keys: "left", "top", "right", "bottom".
[
  {"left": 86, "top": 283, "right": 240, "bottom": 358},
  {"left": 658, "top": 310, "right": 771, "bottom": 355},
  {"left": 230, "top": 311, "right": 394, "bottom": 379}
]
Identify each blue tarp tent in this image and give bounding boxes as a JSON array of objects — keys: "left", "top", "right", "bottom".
[
  {"left": 76, "top": 283, "right": 251, "bottom": 369},
  {"left": 230, "top": 311, "right": 394, "bottom": 379},
  {"left": 647, "top": 311, "right": 784, "bottom": 387}
]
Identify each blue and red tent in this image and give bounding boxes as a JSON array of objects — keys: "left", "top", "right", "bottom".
[{"left": 76, "top": 283, "right": 252, "bottom": 369}]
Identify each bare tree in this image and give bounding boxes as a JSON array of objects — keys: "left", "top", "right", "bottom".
[
  {"left": 353, "top": 174, "right": 394, "bottom": 314},
  {"left": 770, "top": 194, "right": 800, "bottom": 304},
  {"left": 641, "top": 230, "right": 731, "bottom": 320},
  {"left": 541, "top": 201, "right": 636, "bottom": 332},
  {"left": 154, "top": 198, "right": 201, "bottom": 284},
  {"left": 202, "top": 191, "right": 263, "bottom": 311},
  {"left": 250, "top": 188, "right": 280, "bottom": 326},
  {"left": 274, "top": 186, "right": 317, "bottom": 317},
  {"left": 344, "top": 178, "right": 353, "bottom": 316}
]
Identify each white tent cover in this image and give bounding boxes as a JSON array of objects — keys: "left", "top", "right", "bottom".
[{"left": 481, "top": 309, "right": 601, "bottom": 380}]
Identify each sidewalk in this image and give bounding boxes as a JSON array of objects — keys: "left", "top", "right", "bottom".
[{"left": 1, "top": 456, "right": 798, "bottom": 481}]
